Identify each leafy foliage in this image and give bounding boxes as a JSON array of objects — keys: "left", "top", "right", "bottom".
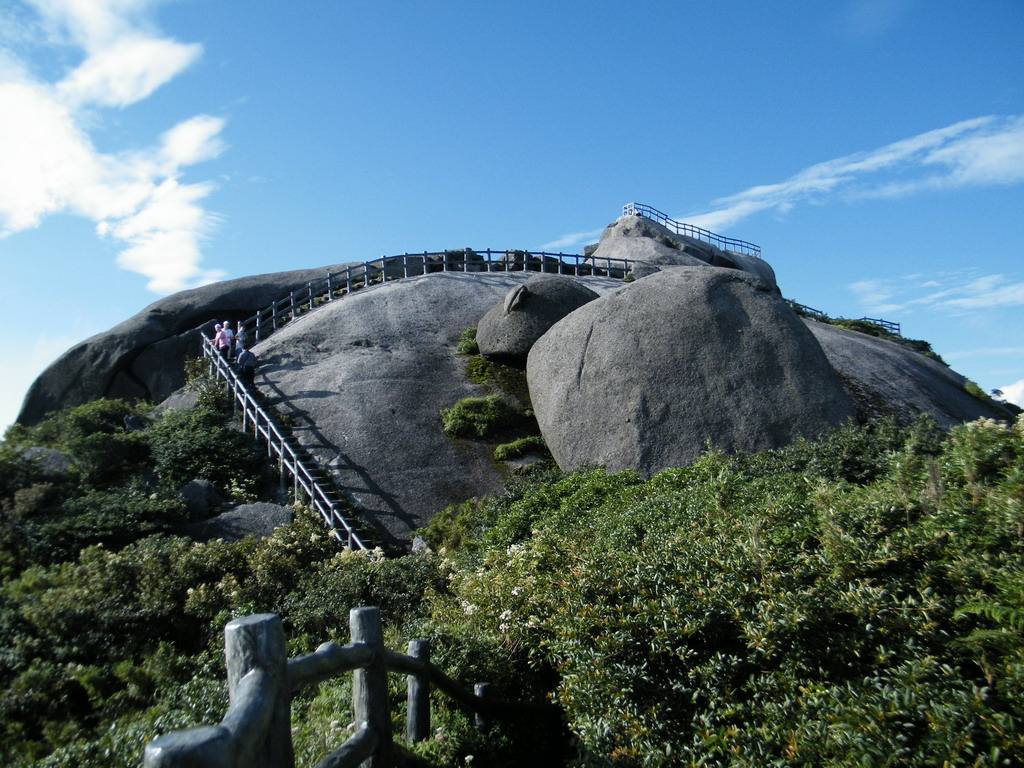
[
  {"left": 440, "top": 395, "right": 529, "bottom": 439},
  {"left": 429, "top": 415, "right": 1024, "bottom": 766},
  {"left": 455, "top": 326, "right": 479, "bottom": 356},
  {"left": 493, "top": 435, "right": 549, "bottom": 461}
]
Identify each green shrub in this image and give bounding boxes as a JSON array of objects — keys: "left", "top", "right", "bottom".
[
  {"left": 429, "top": 416, "right": 1024, "bottom": 765},
  {"left": 440, "top": 396, "right": 527, "bottom": 439},
  {"left": 455, "top": 326, "right": 479, "bottom": 355},
  {"left": 493, "top": 435, "right": 549, "bottom": 461},
  {"left": 8, "top": 400, "right": 152, "bottom": 487},
  {"left": 148, "top": 407, "right": 263, "bottom": 493}
]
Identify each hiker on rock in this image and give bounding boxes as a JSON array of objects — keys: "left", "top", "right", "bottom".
[
  {"left": 235, "top": 323, "right": 249, "bottom": 358},
  {"left": 222, "top": 321, "right": 236, "bottom": 360},
  {"left": 213, "top": 323, "right": 230, "bottom": 357},
  {"left": 237, "top": 345, "right": 258, "bottom": 387}
]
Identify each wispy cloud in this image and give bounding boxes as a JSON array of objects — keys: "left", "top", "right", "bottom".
[
  {"left": 0, "top": 0, "right": 226, "bottom": 293},
  {"left": 538, "top": 227, "right": 605, "bottom": 251},
  {"left": 849, "top": 270, "right": 1024, "bottom": 315},
  {"left": 945, "top": 346, "right": 1024, "bottom": 362},
  {"left": 541, "top": 114, "right": 1024, "bottom": 250},
  {"left": 686, "top": 115, "right": 1024, "bottom": 231}
]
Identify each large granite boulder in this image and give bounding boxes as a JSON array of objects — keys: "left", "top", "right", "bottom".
[
  {"left": 252, "top": 271, "right": 624, "bottom": 546},
  {"left": 805, "top": 319, "right": 1015, "bottom": 427},
  {"left": 17, "top": 261, "right": 364, "bottom": 425},
  {"left": 527, "top": 268, "right": 855, "bottom": 475},
  {"left": 476, "top": 275, "right": 600, "bottom": 364},
  {"left": 178, "top": 502, "right": 294, "bottom": 543},
  {"left": 588, "top": 214, "right": 779, "bottom": 291}
]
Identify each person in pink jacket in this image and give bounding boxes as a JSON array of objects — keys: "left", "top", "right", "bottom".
[{"left": 213, "top": 323, "right": 230, "bottom": 356}]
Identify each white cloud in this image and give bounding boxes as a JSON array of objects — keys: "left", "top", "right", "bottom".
[
  {"left": 686, "top": 116, "right": 1024, "bottom": 230},
  {"left": 160, "top": 115, "right": 226, "bottom": 168},
  {"left": 996, "top": 378, "right": 1024, "bottom": 408},
  {"left": 0, "top": 0, "right": 225, "bottom": 294},
  {"left": 57, "top": 35, "right": 201, "bottom": 107},
  {"left": 543, "top": 114, "right": 1024, "bottom": 250},
  {"left": 539, "top": 227, "right": 605, "bottom": 251},
  {"left": 848, "top": 271, "right": 1024, "bottom": 315}
]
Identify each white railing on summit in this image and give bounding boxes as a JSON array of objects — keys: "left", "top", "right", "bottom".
[
  {"left": 622, "top": 202, "right": 762, "bottom": 259},
  {"left": 201, "top": 335, "right": 370, "bottom": 550}
]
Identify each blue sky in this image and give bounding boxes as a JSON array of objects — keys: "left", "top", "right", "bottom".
[{"left": 1, "top": 0, "right": 1023, "bottom": 430}]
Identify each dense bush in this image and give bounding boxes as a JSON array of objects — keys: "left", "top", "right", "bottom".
[
  {"left": 147, "top": 406, "right": 263, "bottom": 494},
  {"left": 429, "top": 415, "right": 1024, "bottom": 765},
  {"left": 5, "top": 391, "right": 1024, "bottom": 767},
  {"left": 440, "top": 395, "right": 528, "bottom": 439}
]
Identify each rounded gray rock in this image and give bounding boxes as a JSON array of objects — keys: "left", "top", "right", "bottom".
[
  {"left": 18, "top": 261, "right": 365, "bottom": 425},
  {"left": 476, "top": 275, "right": 599, "bottom": 363},
  {"left": 252, "top": 271, "right": 625, "bottom": 545},
  {"left": 179, "top": 478, "right": 223, "bottom": 519},
  {"left": 588, "top": 214, "right": 779, "bottom": 291},
  {"left": 178, "top": 502, "right": 294, "bottom": 543},
  {"left": 805, "top": 319, "right": 1015, "bottom": 427},
  {"left": 527, "top": 268, "right": 855, "bottom": 475}
]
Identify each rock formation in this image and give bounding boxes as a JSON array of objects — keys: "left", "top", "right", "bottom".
[
  {"left": 805, "top": 319, "right": 1012, "bottom": 427},
  {"left": 251, "top": 271, "right": 624, "bottom": 545},
  {"left": 476, "top": 275, "right": 599, "bottom": 364},
  {"left": 17, "top": 261, "right": 364, "bottom": 424},
  {"left": 587, "top": 214, "right": 779, "bottom": 291},
  {"left": 527, "top": 268, "right": 856, "bottom": 475}
]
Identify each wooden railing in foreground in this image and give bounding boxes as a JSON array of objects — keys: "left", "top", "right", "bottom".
[
  {"left": 144, "top": 607, "right": 556, "bottom": 768},
  {"left": 241, "top": 249, "right": 634, "bottom": 343},
  {"left": 201, "top": 334, "right": 372, "bottom": 550},
  {"left": 622, "top": 201, "right": 762, "bottom": 258}
]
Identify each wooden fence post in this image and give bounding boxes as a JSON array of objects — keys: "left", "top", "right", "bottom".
[
  {"left": 224, "top": 614, "right": 294, "bottom": 768},
  {"left": 144, "top": 725, "right": 233, "bottom": 768},
  {"left": 406, "top": 640, "right": 430, "bottom": 743},
  {"left": 350, "top": 607, "right": 392, "bottom": 767}
]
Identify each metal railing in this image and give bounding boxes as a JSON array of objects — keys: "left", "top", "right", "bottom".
[
  {"left": 786, "top": 300, "right": 902, "bottom": 337},
  {"left": 144, "top": 607, "right": 557, "bottom": 768},
  {"left": 622, "top": 202, "right": 762, "bottom": 258},
  {"left": 240, "top": 249, "right": 635, "bottom": 343},
  {"left": 201, "top": 335, "right": 371, "bottom": 550}
]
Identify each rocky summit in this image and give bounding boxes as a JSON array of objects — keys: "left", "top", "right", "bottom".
[{"left": 20, "top": 213, "right": 1016, "bottom": 543}]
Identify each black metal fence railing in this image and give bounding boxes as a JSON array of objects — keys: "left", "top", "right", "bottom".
[
  {"left": 622, "top": 202, "right": 762, "bottom": 258},
  {"left": 239, "top": 249, "right": 635, "bottom": 343},
  {"left": 787, "top": 300, "right": 901, "bottom": 337}
]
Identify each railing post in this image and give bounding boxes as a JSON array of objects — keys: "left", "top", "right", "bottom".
[
  {"left": 272, "top": 302, "right": 278, "bottom": 331},
  {"left": 255, "top": 312, "right": 261, "bottom": 342},
  {"left": 144, "top": 726, "right": 233, "bottom": 768},
  {"left": 346, "top": 267, "right": 353, "bottom": 293},
  {"left": 327, "top": 272, "right": 333, "bottom": 300},
  {"left": 224, "top": 614, "right": 294, "bottom": 768},
  {"left": 351, "top": 607, "right": 392, "bottom": 767},
  {"left": 308, "top": 283, "right": 314, "bottom": 310},
  {"left": 473, "top": 682, "right": 491, "bottom": 730},
  {"left": 406, "top": 640, "right": 430, "bottom": 743},
  {"left": 290, "top": 292, "right": 296, "bottom": 322}
]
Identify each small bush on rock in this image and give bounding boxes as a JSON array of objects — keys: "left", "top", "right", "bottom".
[{"left": 440, "top": 396, "right": 526, "bottom": 439}]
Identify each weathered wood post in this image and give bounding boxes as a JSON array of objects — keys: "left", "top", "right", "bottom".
[
  {"left": 327, "top": 272, "right": 333, "bottom": 300},
  {"left": 473, "top": 682, "right": 491, "bottom": 730},
  {"left": 144, "top": 725, "right": 233, "bottom": 768},
  {"left": 351, "top": 607, "right": 392, "bottom": 767},
  {"left": 406, "top": 640, "right": 430, "bottom": 743},
  {"left": 255, "top": 312, "right": 261, "bottom": 342},
  {"left": 224, "top": 614, "right": 294, "bottom": 768}
]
